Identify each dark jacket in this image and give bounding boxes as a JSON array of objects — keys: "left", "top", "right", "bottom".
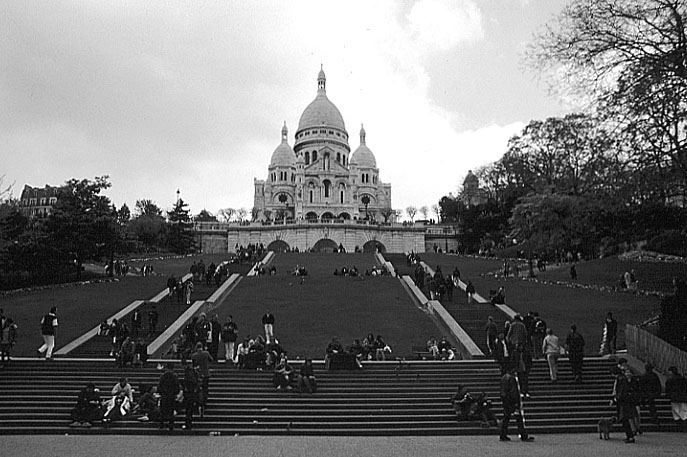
[
  {"left": 500, "top": 372, "right": 520, "bottom": 405},
  {"left": 158, "top": 370, "right": 180, "bottom": 398}
]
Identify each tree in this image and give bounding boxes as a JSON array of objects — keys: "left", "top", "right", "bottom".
[
  {"left": 406, "top": 206, "right": 417, "bottom": 222},
  {"left": 44, "top": 176, "right": 117, "bottom": 280},
  {"left": 529, "top": 0, "right": 687, "bottom": 202},
  {"left": 251, "top": 207, "right": 260, "bottom": 222},
  {"left": 431, "top": 204, "right": 440, "bottom": 222},
  {"left": 419, "top": 206, "right": 429, "bottom": 221},
  {"left": 263, "top": 209, "right": 272, "bottom": 222},
  {"left": 117, "top": 203, "right": 131, "bottom": 225},
  {"left": 135, "top": 199, "right": 163, "bottom": 217},
  {"left": 166, "top": 198, "right": 195, "bottom": 254},
  {"left": 218, "top": 208, "right": 235, "bottom": 222},
  {"left": 195, "top": 209, "right": 217, "bottom": 222},
  {"left": 236, "top": 208, "right": 248, "bottom": 222},
  {"left": 380, "top": 207, "right": 395, "bottom": 223}
]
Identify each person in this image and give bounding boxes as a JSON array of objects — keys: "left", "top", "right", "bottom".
[
  {"left": 0, "top": 317, "right": 18, "bottom": 366},
  {"left": 542, "top": 328, "right": 561, "bottom": 383},
  {"left": 492, "top": 333, "right": 511, "bottom": 375},
  {"left": 565, "top": 324, "right": 585, "bottom": 383},
  {"left": 133, "top": 338, "right": 148, "bottom": 367},
  {"left": 570, "top": 263, "right": 577, "bottom": 281},
  {"left": 103, "top": 377, "right": 134, "bottom": 423},
  {"left": 484, "top": 317, "right": 498, "bottom": 356},
  {"left": 426, "top": 336, "right": 440, "bottom": 360},
  {"left": 532, "top": 314, "right": 547, "bottom": 359},
  {"left": 499, "top": 367, "right": 534, "bottom": 442},
  {"left": 148, "top": 305, "right": 159, "bottom": 337},
  {"left": 362, "top": 333, "right": 375, "bottom": 361},
  {"left": 130, "top": 309, "right": 142, "bottom": 339},
  {"left": 601, "top": 312, "right": 618, "bottom": 355},
  {"left": 451, "top": 384, "right": 471, "bottom": 421},
  {"left": 184, "top": 279, "right": 193, "bottom": 305},
  {"left": 69, "top": 382, "right": 102, "bottom": 427},
  {"left": 665, "top": 366, "right": 687, "bottom": 430},
  {"left": 466, "top": 280, "right": 475, "bottom": 304},
  {"left": 298, "top": 358, "right": 317, "bottom": 393},
  {"left": 373, "top": 334, "right": 390, "bottom": 361},
  {"left": 437, "top": 336, "right": 451, "bottom": 360},
  {"left": 639, "top": 363, "right": 662, "bottom": 425},
  {"left": 134, "top": 385, "right": 160, "bottom": 422},
  {"left": 262, "top": 309, "right": 275, "bottom": 344},
  {"left": 209, "top": 314, "right": 222, "bottom": 361},
  {"left": 273, "top": 354, "right": 294, "bottom": 390},
  {"left": 236, "top": 336, "right": 252, "bottom": 369},
  {"left": 182, "top": 360, "right": 200, "bottom": 430},
  {"left": 116, "top": 336, "right": 134, "bottom": 368},
  {"left": 167, "top": 275, "right": 177, "bottom": 298},
  {"left": 611, "top": 366, "right": 637, "bottom": 443},
  {"left": 221, "top": 315, "right": 238, "bottom": 363},
  {"left": 191, "top": 342, "right": 213, "bottom": 414},
  {"left": 157, "top": 362, "right": 181, "bottom": 431},
  {"left": 325, "top": 337, "right": 345, "bottom": 369},
  {"left": 37, "top": 306, "right": 58, "bottom": 360}
]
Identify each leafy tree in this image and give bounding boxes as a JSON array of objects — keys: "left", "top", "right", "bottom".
[
  {"left": 44, "top": 176, "right": 117, "bottom": 280},
  {"left": 117, "top": 203, "right": 131, "bottom": 225},
  {"left": 529, "top": 0, "right": 687, "bottom": 202},
  {"left": 135, "top": 199, "right": 163, "bottom": 217},
  {"left": 262, "top": 209, "right": 272, "bottom": 221},
  {"left": 166, "top": 198, "right": 195, "bottom": 254},
  {"left": 128, "top": 213, "right": 166, "bottom": 252},
  {"left": 195, "top": 209, "right": 217, "bottom": 222},
  {"left": 0, "top": 174, "right": 14, "bottom": 201},
  {"left": 236, "top": 208, "right": 247, "bottom": 222}
]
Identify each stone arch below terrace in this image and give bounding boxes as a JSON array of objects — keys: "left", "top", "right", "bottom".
[
  {"left": 363, "top": 239, "right": 386, "bottom": 253},
  {"left": 312, "top": 238, "right": 338, "bottom": 253},
  {"left": 267, "top": 239, "right": 290, "bottom": 252}
]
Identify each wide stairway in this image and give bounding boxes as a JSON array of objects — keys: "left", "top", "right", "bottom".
[{"left": 0, "top": 357, "right": 675, "bottom": 435}]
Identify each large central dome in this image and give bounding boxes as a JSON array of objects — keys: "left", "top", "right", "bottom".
[{"left": 297, "top": 67, "right": 347, "bottom": 132}]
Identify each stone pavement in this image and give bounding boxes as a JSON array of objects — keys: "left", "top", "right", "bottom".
[{"left": 5, "top": 433, "right": 685, "bottom": 457}]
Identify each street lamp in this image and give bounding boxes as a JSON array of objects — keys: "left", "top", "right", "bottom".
[{"left": 361, "top": 195, "right": 370, "bottom": 220}]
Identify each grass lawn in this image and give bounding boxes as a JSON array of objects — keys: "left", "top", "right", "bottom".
[
  {"left": 385, "top": 253, "right": 664, "bottom": 355},
  {"left": 208, "top": 252, "right": 440, "bottom": 359}
]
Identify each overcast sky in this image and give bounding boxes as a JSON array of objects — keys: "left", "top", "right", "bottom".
[{"left": 1, "top": 0, "right": 571, "bottom": 218}]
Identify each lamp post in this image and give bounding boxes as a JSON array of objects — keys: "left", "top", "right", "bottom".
[{"left": 361, "top": 195, "right": 370, "bottom": 221}]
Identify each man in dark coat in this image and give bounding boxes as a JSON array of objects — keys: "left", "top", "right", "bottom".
[
  {"left": 612, "top": 366, "right": 636, "bottom": 443},
  {"left": 70, "top": 382, "right": 102, "bottom": 427},
  {"left": 639, "top": 363, "right": 662, "bottom": 424},
  {"left": 157, "top": 363, "right": 180, "bottom": 430},
  {"left": 182, "top": 361, "right": 200, "bottom": 430},
  {"left": 565, "top": 324, "right": 585, "bottom": 383},
  {"left": 499, "top": 368, "right": 534, "bottom": 442}
]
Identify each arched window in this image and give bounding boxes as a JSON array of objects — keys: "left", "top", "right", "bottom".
[
  {"left": 336, "top": 152, "right": 341, "bottom": 163},
  {"left": 312, "top": 151, "right": 318, "bottom": 162},
  {"left": 305, "top": 151, "right": 310, "bottom": 165},
  {"left": 323, "top": 180, "right": 331, "bottom": 198},
  {"left": 340, "top": 190, "right": 344, "bottom": 204},
  {"left": 309, "top": 189, "right": 314, "bottom": 203}
]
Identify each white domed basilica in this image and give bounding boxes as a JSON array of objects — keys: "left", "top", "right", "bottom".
[{"left": 254, "top": 68, "right": 392, "bottom": 222}]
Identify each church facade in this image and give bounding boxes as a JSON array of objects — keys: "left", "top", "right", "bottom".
[{"left": 253, "top": 68, "right": 392, "bottom": 223}]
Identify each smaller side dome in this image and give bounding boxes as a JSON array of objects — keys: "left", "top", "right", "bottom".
[
  {"left": 270, "top": 122, "right": 296, "bottom": 167},
  {"left": 350, "top": 124, "right": 377, "bottom": 168}
]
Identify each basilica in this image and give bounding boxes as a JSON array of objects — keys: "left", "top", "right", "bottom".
[{"left": 253, "top": 68, "right": 392, "bottom": 222}]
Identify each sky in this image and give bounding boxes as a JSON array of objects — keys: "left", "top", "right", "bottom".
[{"left": 1, "top": 0, "right": 572, "bottom": 219}]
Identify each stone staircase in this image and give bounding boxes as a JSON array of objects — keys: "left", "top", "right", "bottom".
[{"left": 0, "top": 357, "right": 676, "bottom": 436}]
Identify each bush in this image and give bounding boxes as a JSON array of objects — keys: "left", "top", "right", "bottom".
[{"left": 646, "top": 231, "right": 687, "bottom": 257}]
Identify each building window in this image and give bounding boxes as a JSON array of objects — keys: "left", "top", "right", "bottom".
[
  {"left": 340, "top": 190, "right": 344, "bottom": 204},
  {"left": 336, "top": 152, "right": 341, "bottom": 163},
  {"left": 309, "top": 190, "right": 314, "bottom": 203},
  {"left": 323, "top": 180, "right": 331, "bottom": 198},
  {"left": 49, "top": 197, "right": 57, "bottom": 204},
  {"left": 305, "top": 151, "right": 310, "bottom": 165},
  {"left": 312, "top": 151, "right": 318, "bottom": 162}
]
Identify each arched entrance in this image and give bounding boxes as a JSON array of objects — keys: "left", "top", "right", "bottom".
[
  {"left": 363, "top": 240, "right": 386, "bottom": 253},
  {"left": 312, "top": 238, "right": 338, "bottom": 253},
  {"left": 321, "top": 212, "right": 335, "bottom": 221},
  {"left": 267, "top": 240, "right": 290, "bottom": 252},
  {"left": 338, "top": 212, "right": 351, "bottom": 220},
  {"left": 305, "top": 212, "right": 318, "bottom": 221}
]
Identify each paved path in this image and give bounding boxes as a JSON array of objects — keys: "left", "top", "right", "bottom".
[{"left": 5, "top": 433, "right": 685, "bottom": 457}]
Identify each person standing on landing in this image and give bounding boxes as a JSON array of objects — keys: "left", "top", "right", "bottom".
[
  {"left": 38, "top": 306, "right": 58, "bottom": 360},
  {"left": 262, "top": 309, "right": 275, "bottom": 344}
]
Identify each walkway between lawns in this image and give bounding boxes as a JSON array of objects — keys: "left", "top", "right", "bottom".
[{"left": 385, "top": 253, "right": 511, "bottom": 355}]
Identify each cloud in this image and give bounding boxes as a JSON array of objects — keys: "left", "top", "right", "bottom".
[{"left": 407, "top": 0, "right": 484, "bottom": 51}]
